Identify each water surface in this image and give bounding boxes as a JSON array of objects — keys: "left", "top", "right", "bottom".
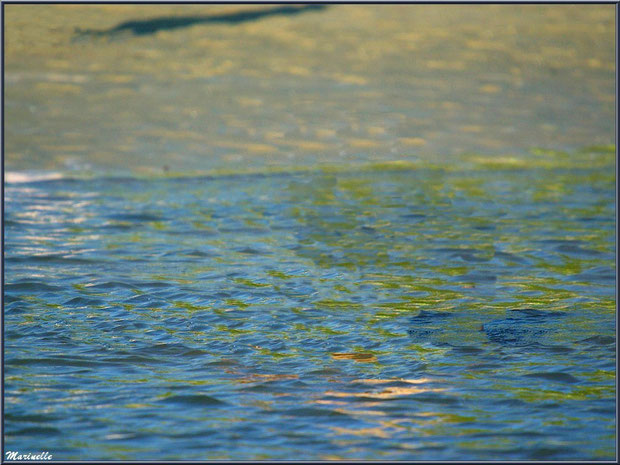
[
  {"left": 5, "top": 153, "right": 616, "bottom": 460},
  {"left": 3, "top": 4, "right": 616, "bottom": 461}
]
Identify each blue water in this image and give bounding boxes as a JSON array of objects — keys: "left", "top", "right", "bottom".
[{"left": 4, "top": 162, "right": 615, "bottom": 460}]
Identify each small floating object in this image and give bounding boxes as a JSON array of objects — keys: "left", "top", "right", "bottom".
[{"left": 331, "top": 352, "right": 377, "bottom": 362}]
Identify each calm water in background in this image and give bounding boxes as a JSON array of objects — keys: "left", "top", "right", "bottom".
[{"left": 3, "top": 4, "right": 617, "bottom": 461}]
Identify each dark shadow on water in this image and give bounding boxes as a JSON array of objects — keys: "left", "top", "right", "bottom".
[{"left": 75, "top": 4, "right": 328, "bottom": 38}]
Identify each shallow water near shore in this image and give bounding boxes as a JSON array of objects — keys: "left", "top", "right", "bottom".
[
  {"left": 3, "top": 4, "right": 615, "bottom": 175},
  {"left": 3, "top": 4, "right": 616, "bottom": 461}
]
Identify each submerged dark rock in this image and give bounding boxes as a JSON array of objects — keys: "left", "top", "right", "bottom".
[
  {"left": 407, "top": 308, "right": 569, "bottom": 347},
  {"left": 483, "top": 309, "right": 566, "bottom": 346},
  {"left": 407, "top": 310, "right": 455, "bottom": 342}
]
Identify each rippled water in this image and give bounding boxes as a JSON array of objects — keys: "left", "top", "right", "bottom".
[
  {"left": 5, "top": 153, "right": 616, "bottom": 460},
  {"left": 3, "top": 3, "right": 617, "bottom": 461}
]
